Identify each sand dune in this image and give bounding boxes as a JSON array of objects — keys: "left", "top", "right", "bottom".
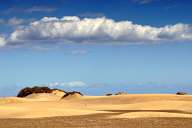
[
  {"left": 61, "top": 92, "right": 83, "bottom": 100},
  {"left": 25, "top": 93, "right": 62, "bottom": 101},
  {"left": 1, "top": 94, "right": 192, "bottom": 128},
  {"left": 0, "top": 94, "right": 192, "bottom": 119}
]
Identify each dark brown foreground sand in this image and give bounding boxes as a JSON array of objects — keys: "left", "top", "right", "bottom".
[{"left": 0, "top": 113, "right": 192, "bottom": 128}]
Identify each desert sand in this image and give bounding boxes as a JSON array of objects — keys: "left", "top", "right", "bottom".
[{"left": 0, "top": 93, "right": 192, "bottom": 128}]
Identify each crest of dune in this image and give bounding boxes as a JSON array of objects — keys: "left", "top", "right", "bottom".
[
  {"left": 25, "top": 93, "right": 62, "bottom": 101},
  {"left": 51, "top": 89, "right": 66, "bottom": 97},
  {"left": 61, "top": 91, "right": 83, "bottom": 100}
]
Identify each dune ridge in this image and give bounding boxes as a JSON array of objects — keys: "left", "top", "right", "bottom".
[{"left": 0, "top": 94, "right": 192, "bottom": 119}]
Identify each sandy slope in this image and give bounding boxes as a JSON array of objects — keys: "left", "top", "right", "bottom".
[{"left": 0, "top": 94, "right": 192, "bottom": 119}]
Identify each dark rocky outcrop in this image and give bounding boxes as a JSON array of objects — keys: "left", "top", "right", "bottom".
[{"left": 176, "top": 92, "right": 188, "bottom": 95}]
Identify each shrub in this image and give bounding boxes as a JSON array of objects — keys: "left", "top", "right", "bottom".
[
  {"left": 176, "top": 91, "right": 188, "bottom": 95},
  {"left": 17, "top": 86, "right": 52, "bottom": 97},
  {"left": 115, "top": 92, "right": 128, "bottom": 95},
  {"left": 106, "top": 93, "right": 113, "bottom": 96},
  {"left": 62, "top": 91, "right": 83, "bottom": 98}
]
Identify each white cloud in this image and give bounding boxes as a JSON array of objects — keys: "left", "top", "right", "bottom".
[
  {"left": 48, "top": 81, "right": 87, "bottom": 87},
  {"left": 0, "top": 35, "right": 6, "bottom": 46},
  {"left": 0, "top": 17, "right": 36, "bottom": 27},
  {"left": 1, "top": 16, "right": 192, "bottom": 47},
  {"left": 8, "top": 17, "right": 24, "bottom": 26}
]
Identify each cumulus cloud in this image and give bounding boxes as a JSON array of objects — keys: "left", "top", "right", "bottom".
[
  {"left": 1, "top": 16, "right": 192, "bottom": 47},
  {"left": 0, "top": 35, "right": 6, "bottom": 46},
  {"left": 0, "top": 17, "right": 36, "bottom": 27},
  {"left": 48, "top": 81, "right": 87, "bottom": 87}
]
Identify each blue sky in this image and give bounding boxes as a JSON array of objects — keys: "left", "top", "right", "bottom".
[{"left": 0, "top": 0, "right": 192, "bottom": 96}]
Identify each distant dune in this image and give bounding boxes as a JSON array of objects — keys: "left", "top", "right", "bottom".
[
  {"left": 0, "top": 94, "right": 192, "bottom": 118},
  {"left": 0, "top": 89, "right": 192, "bottom": 127}
]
